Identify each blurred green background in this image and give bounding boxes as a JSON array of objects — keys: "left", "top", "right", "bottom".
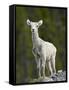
[{"left": 16, "top": 6, "right": 67, "bottom": 84}]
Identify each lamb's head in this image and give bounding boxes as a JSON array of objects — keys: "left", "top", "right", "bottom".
[{"left": 27, "top": 19, "right": 43, "bottom": 33}]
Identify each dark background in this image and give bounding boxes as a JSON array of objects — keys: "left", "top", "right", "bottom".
[{"left": 16, "top": 6, "right": 67, "bottom": 84}]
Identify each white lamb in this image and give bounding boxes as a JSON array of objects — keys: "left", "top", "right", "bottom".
[{"left": 27, "top": 19, "right": 57, "bottom": 78}]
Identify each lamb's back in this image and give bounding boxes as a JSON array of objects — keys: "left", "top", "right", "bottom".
[{"left": 40, "top": 38, "right": 57, "bottom": 57}]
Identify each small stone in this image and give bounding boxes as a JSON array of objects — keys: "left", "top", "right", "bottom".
[{"left": 58, "top": 70, "right": 62, "bottom": 73}]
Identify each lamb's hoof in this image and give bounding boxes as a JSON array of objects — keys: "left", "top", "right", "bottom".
[
  {"left": 50, "top": 74, "right": 57, "bottom": 81},
  {"left": 50, "top": 74, "right": 57, "bottom": 78}
]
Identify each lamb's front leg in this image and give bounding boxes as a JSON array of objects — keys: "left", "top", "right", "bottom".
[
  {"left": 37, "top": 58, "right": 41, "bottom": 78},
  {"left": 32, "top": 48, "right": 41, "bottom": 78},
  {"left": 34, "top": 56, "right": 41, "bottom": 78}
]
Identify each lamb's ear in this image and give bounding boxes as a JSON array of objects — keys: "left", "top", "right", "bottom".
[
  {"left": 27, "top": 19, "right": 31, "bottom": 26},
  {"left": 38, "top": 20, "right": 43, "bottom": 26}
]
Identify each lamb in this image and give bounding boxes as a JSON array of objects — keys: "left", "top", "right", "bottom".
[{"left": 27, "top": 19, "right": 57, "bottom": 78}]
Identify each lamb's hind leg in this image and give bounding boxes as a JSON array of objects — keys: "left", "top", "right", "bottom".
[
  {"left": 42, "top": 63, "right": 45, "bottom": 78},
  {"left": 48, "top": 60, "right": 53, "bottom": 76},
  {"left": 41, "top": 56, "right": 46, "bottom": 78},
  {"left": 51, "top": 55, "right": 56, "bottom": 75}
]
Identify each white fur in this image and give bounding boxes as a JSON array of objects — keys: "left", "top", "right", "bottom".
[{"left": 27, "top": 19, "right": 57, "bottom": 78}]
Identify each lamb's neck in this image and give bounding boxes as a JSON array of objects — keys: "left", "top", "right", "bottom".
[{"left": 32, "top": 32, "right": 40, "bottom": 46}]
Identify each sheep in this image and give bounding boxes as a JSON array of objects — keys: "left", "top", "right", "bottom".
[{"left": 27, "top": 19, "right": 57, "bottom": 79}]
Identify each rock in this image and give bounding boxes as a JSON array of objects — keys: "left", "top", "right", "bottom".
[{"left": 31, "top": 70, "right": 66, "bottom": 83}]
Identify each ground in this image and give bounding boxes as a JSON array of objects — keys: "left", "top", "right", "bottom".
[{"left": 30, "top": 70, "right": 66, "bottom": 83}]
